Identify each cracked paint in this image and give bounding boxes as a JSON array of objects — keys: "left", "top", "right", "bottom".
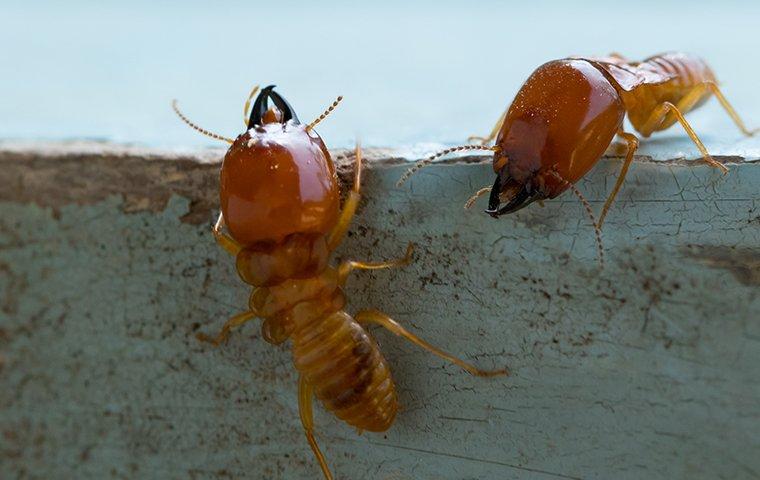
[{"left": 0, "top": 145, "right": 759, "bottom": 479}]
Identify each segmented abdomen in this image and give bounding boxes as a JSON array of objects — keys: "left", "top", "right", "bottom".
[
  {"left": 292, "top": 310, "right": 398, "bottom": 432},
  {"left": 640, "top": 52, "right": 716, "bottom": 92},
  {"left": 250, "top": 266, "right": 398, "bottom": 432},
  {"left": 595, "top": 52, "right": 718, "bottom": 136}
]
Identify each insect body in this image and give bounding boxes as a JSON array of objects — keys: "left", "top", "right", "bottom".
[
  {"left": 398, "top": 52, "right": 756, "bottom": 261},
  {"left": 173, "top": 86, "right": 506, "bottom": 479}
]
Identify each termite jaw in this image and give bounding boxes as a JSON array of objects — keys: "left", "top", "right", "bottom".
[
  {"left": 248, "top": 85, "right": 301, "bottom": 128},
  {"left": 485, "top": 174, "right": 537, "bottom": 217}
]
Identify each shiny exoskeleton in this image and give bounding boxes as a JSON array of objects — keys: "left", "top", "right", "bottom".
[
  {"left": 173, "top": 85, "right": 507, "bottom": 479},
  {"left": 399, "top": 52, "right": 756, "bottom": 244}
]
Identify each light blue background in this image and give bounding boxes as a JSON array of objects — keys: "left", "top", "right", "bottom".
[{"left": 2, "top": 1, "right": 759, "bottom": 153}]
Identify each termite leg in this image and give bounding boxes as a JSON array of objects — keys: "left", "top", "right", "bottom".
[
  {"left": 337, "top": 243, "right": 414, "bottom": 286},
  {"left": 641, "top": 83, "right": 707, "bottom": 134},
  {"left": 468, "top": 107, "right": 508, "bottom": 145},
  {"left": 355, "top": 309, "right": 509, "bottom": 377},
  {"left": 196, "top": 310, "right": 258, "bottom": 346},
  {"left": 212, "top": 213, "right": 242, "bottom": 256},
  {"left": 598, "top": 130, "right": 639, "bottom": 228},
  {"left": 639, "top": 99, "right": 728, "bottom": 174},
  {"left": 298, "top": 376, "right": 334, "bottom": 480},
  {"left": 327, "top": 143, "right": 363, "bottom": 251},
  {"left": 704, "top": 81, "right": 758, "bottom": 136}
]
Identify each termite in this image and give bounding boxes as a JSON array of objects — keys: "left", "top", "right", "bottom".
[
  {"left": 173, "top": 85, "right": 507, "bottom": 479},
  {"left": 397, "top": 52, "right": 756, "bottom": 265}
]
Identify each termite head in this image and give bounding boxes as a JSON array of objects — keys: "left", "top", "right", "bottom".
[
  {"left": 172, "top": 85, "right": 344, "bottom": 261},
  {"left": 483, "top": 59, "right": 625, "bottom": 219},
  {"left": 220, "top": 86, "right": 340, "bottom": 247}
]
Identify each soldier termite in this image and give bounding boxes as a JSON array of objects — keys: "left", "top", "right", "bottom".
[{"left": 173, "top": 85, "right": 507, "bottom": 479}]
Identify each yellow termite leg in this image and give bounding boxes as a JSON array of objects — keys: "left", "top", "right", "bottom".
[
  {"left": 337, "top": 243, "right": 414, "bottom": 285},
  {"left": 704, "top": 81, "right": 758, "bottom": 136},
  {"left": 463, "top": 186, "right": 492, "bottom": 210},
  {"left": 327, "top": 142, "right": 363, "bottom": 251},
  {"left": 639, "top": 98, "right": 727, "bottom": 174},
  {"left": 196, "top": 310, "right": 258, "bottom": 346},
  {"left": 598, "top": 130, "right": 639, "bottom": 228},
  {"left": 468, "top": 106, "right": 508, "bottom": 145},
  {"left": 666, "top": 101, "right": 727, "bottom": 173},
  {"left": 355, "top": 309, "right": 509, "bottom": 377},
  {"left": 298, "top": 376, "right": 334, "bottom": 480},
  {"left": 212, "top": 213, "right": 242, "bottom": 256},
  {"left": 640, "top": 83, "right": 709, "bottom": 134}
]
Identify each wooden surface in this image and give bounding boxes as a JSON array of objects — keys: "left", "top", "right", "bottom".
[
  {"left": 0, "top": 143, "right": 759, "bottom": 479},
  {"left": 3, "top": 1, "right": 760, "bottom": 151}
]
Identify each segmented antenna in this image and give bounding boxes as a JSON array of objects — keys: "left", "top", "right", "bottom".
[
  {"left": 172, "top": 100, "right": 233, "bottom": 144},
  {"left": 306, "top": 96, "right": 343, "bottom": 131},
  {"left": 242, "top": 85, "right": 261, "bottom": 127},
  {"left": 551, "top": 172, "right": 604, "bottom": 268},
  {"left": 397, "top": 145, "right": 499, "bottom": 187},
  {"left": 464, "top": 186, "right": 492, "bottom": 209}
]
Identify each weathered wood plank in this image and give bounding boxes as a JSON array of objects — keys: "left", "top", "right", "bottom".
[{"left": 1, "top": 144, "right": 758, "bottom": 480}]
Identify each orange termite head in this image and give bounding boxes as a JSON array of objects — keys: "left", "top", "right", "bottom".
[
  {"left": 484, "top": 59, "right": 624, "bottom": 218},
  {"left": 221, "top": 85, "right": 340, "bottom": 246}
]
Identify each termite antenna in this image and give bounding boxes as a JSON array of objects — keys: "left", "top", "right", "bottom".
[
  {"left": 464, "top": 186, "right": 492, "bottom": 209},
  {"left": 306, "top": 96, "right": 343, "bottom": 131},
  {"left": 570, "top": 184, "right": 605, "bottom": 268},
  {"left": 242, "top": 85, "right": 261, "bottom": 127},
  {"left": 172, "top": 100, "right": 234, "bottom": 144},
  {"left": 550, "top": 172, "right": 604, "bottom": 268},
  {"left": 396, "top": 145, "right": 499, "bottom": 187}
]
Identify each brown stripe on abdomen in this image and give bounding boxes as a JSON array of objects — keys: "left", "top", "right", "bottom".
[
  {"left": 292, "top": 310, "right": 398, "bottom": 432},
  {"left": 642, "top": 52, "right": 716, "bottom": 89}
]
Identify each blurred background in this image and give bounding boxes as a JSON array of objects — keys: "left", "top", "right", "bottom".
[{"left": 2, "top": 0, "right": 759, "bottom": 151}]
